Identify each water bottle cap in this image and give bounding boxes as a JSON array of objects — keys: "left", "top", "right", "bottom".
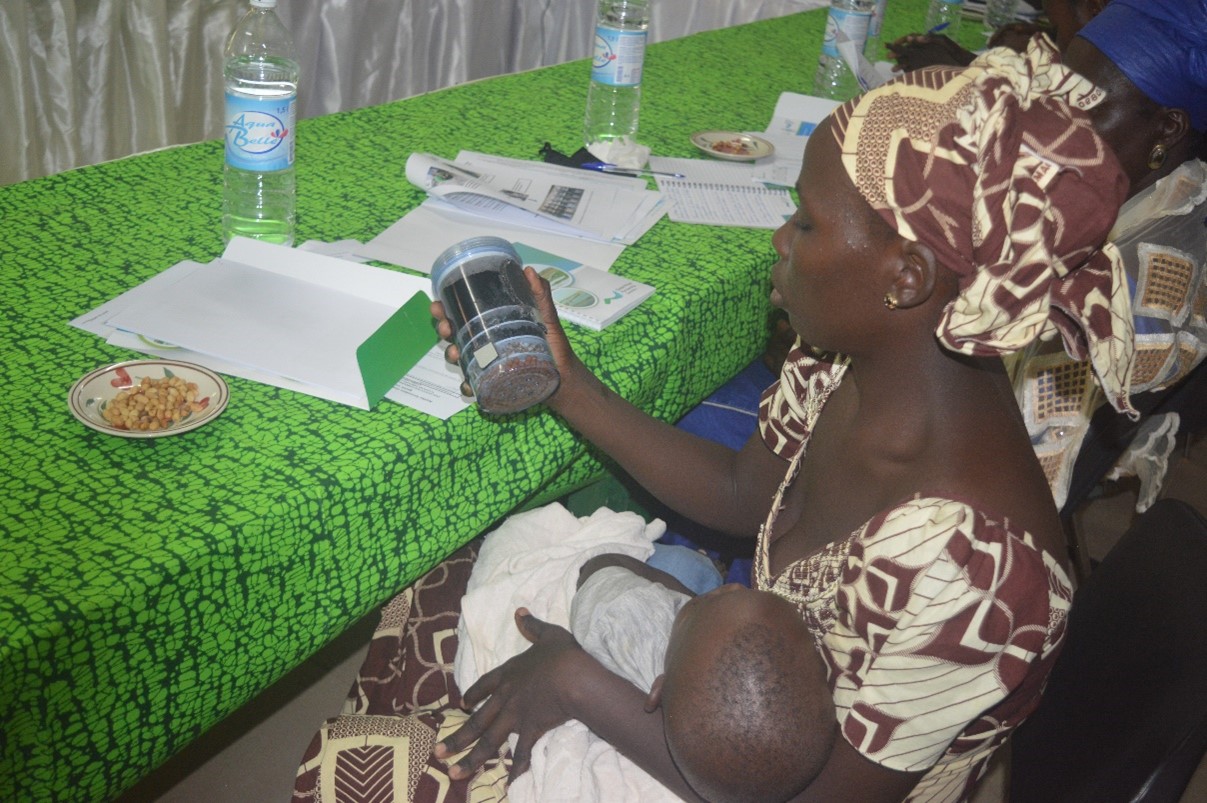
[{"left": 250, "top": 0, "right": 277, "bottom": 8}]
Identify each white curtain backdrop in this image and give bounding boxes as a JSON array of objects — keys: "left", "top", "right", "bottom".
[{"left": 0, "top": 0, "right": 824, "bottom": 186}]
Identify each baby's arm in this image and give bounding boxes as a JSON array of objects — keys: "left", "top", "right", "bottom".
[{"left": 577, "top": 553, "right": 695, "bottom": 596}]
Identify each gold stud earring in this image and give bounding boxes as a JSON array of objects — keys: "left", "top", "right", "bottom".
[
  {"left": 1148, "top": 143, "right": 1167, "bottom": 171},
  {"left": 884, "top": 292, "right": 899, "bottom": 310}
]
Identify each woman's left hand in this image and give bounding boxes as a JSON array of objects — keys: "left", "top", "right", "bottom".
[
  {"left": 887, "top": 34, "right": 976, "bottom": 72},
  {"left": 434, "top": 608, "right": 592, "bottom": 781}
]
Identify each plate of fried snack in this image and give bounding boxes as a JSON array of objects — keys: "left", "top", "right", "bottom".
[
  {"left": 690, "top": 131, "right": 775, "bottom": 161},
  {"left": 69, "top": 359, "right": 229, "bottom": 438}
]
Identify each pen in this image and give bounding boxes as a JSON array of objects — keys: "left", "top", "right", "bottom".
[
  {"left": 581, "top": 161, "right": 687, "bottom": 179},
  {"left": 927, "top": 21, "right": 950, "bottom": 34}
]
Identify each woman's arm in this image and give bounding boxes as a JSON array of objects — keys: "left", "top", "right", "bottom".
[
  {"left": 434, "top": 609, "right": 707, "bottom": 800},
  {"left": 433, "top": 268, "right": 789, "bottom": 537},
  {"left": 548, "top": 352, "right": 787, "bottom": 537},
  {"left": 437, "top": 611, "right": 923, "bottom": 801}
]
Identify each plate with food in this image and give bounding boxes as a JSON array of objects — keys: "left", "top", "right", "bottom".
[
  {"left": 68, "top": 359, "right": 229, "bottom": 438},
  {"left": 690, "top": 131, "right": 775, "bottom": 161}
]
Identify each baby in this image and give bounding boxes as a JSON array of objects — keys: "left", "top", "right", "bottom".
[{"left": 573, "top": 554, "right": 837, "bottom": 803}]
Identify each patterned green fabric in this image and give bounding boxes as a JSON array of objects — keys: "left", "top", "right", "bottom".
[{"left": 0, "top": 5, "right": 954, "bottom": 800}]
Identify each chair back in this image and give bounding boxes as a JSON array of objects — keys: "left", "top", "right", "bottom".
[{"left": 1010, "top": 498, "right": 1207, "bottom": 802}]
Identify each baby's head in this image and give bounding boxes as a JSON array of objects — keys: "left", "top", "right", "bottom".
[{"left": 647, "top": 584, "right": 836, "bottom": 803}]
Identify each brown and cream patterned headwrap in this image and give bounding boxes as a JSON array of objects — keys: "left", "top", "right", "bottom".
[{"left": 829, "top": 37, "right": 1137, "bottom": 417}]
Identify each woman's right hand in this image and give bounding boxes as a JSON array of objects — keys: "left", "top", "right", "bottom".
[
  {"left": 434, "top": 608, "right": 592, "bottom": 781},
  {"left": 429, "top": 265, "right": 586, "bottom": 404},
  {"left": 520, "top": 266, "right": 583, "bottom": 383}
]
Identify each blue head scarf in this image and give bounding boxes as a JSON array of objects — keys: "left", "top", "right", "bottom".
[{"left": 1077, "top": 0, "right": 1207, "bottom": 131}]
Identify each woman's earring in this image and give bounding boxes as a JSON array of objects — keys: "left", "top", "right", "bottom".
[
  {"left": 1148, "top": 143, "right": 1167, "bottom": 171},
  {"left": 884, "top": 292, "right": 899, "bottom": 310}
]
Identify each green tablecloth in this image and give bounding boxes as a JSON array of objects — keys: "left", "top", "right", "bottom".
[{"left": 1, "top": 4, "right": 969, "bottom": 799}]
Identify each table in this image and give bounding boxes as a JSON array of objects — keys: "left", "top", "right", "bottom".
[{"left": 0, "top": 4, "right": 955, "bottom": 800}]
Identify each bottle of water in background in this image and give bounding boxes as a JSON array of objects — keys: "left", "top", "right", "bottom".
[
  {"left": 223, "top": 0, "right": 298, "bottom": 245},
  {"left": 813, "top": 0, "right": 874, "bottom": 100},
  {"left": 984, "top": 0, "right": 1019, "bottom": 32},
  {"left": 864, "top": 0, "right": 890, "bottom": 62},
  {"left": 925, "top": 0, "right": 964, "bottom": 37},
  {"left": 583, "top": 0, "right": 650, "bottom": 153}
]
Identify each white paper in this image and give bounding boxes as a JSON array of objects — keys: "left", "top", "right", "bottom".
[
  {"left": 99, "top": 327, "right": 470, "bottom": 419},
  {"left": 385, "top": 343, "right": 473, "bottom": 419},
  {"left": 751, "top": 92, "right": 842, "bottom": 187},
  {"left": 645, "top": 156, "right": 794, "bottom": 229},
  {"left": 101, "top": 327, "right": 371, "bottom": 409},
  {"left": 356, "top": 199, "right": 627, "bottom": 274},
  {"left": 585, "top": 135, "right": 652, "bottom": 169},
  {"left": 652, "top": 178, "right": 795, "bottom": 229},
  {"left": 93, "top": 239, "right": 433, "bottom": 410},
  {"left": 71, "top": 259, "right": 208, "bottom": 340},
  {"left": 458, "top": 150, "right": 648, "bottom": 192},
  {"left": 456, "top": 151, "right": 665, "bottom": 247},
  {"left": 108, "top": 261, "right": 377, "bottom": 395},
  {"left": 512, "top": 242, "right": 654, "bottom": 330},
  {"left": 298, "top": 238, "right": 369, "bottom": 261},
  {"left": 646, "top": 157, "right": 760, "bottom": 185},
  {"left": 401, "top": 151, "right": 664, "bottom": 245}
]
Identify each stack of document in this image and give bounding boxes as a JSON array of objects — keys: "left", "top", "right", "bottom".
[
  {"left": 355, "top": 151, "right": 665, "bottom": 275},
  {"left": 71, "top": 238, "right": 439, "bottom": 410},
  {"left": 647, "top": 159, "right": 796, "bottom": 229}
]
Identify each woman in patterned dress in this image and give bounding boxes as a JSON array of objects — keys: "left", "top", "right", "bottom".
[
  {"left": 419, "top": 49, "right": 1134, "bottom": 802},
  {"left": 790, "top": 0, "right": 1207, "bottom": 515},
  {"left": 1008, "top": 1, "right": 1207, "bottom": 512}
]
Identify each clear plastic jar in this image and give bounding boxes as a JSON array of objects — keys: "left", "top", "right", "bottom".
[{"left": 431, "top": 237, "right": 560, "bottom": 414}]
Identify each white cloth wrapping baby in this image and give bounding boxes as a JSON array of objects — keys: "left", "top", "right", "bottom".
[{"left": 453, "top": 501, "right": 685, "bottom": 803}]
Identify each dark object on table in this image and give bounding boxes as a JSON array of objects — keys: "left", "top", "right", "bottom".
[
  {"left": 539, "top": 141, "right": 644, "bottom": 178},
  {"left": 1009, "top": 498, "right": 1207, "bottom": 802},
  {"left": 539, "top": 142, "right": 596, "bottom": 169}
]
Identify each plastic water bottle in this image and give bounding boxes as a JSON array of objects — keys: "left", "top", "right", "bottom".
[
  {"left": 812, "top": 0, "right": 875, "bottom": 101},
  {"left": 583, "top": 0, "right": 650, "bottom": 152},
  {"left": 865, "top": 0, "right": 890, "bottom": 62},
  {"left": 984, "top": 0, "right": 1019, "bottom": 32},
  {"left": 925, "top": 0, "right": 965, "bottom": 37},
  {"left": 223, "top": 0, "right": 298, "bottom": 245}
]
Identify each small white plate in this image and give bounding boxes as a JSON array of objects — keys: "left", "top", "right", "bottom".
[
  {"left": 69, "top": 359, "right": 229, "bottom": 438},
  {"left": 690, "top": 131, "right": 775, "bottom": 161}
]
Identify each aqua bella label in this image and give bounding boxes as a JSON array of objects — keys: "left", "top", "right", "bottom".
[
  {"left": 224, "top": 92, "right": 296, "bottom": 172},
  {"left": 591, "top": 26, "right": 646, "bottom": 87},
  {"left": 821, "top": 8, "right": 872, "bottom": 59}
]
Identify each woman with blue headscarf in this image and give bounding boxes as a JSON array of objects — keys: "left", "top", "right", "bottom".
[
  {"left": 821, "top": 0, "right": 1207, "bottom": 516},
  {"left": 1009, "top": 0, "right": 1207, "bottom": 515},
  {"left": 1065, "top": 0, "right": 1205, "bottom": 192}
]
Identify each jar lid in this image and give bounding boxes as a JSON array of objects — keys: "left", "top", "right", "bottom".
[{"left": 430, "top": 236, "right": 521, "bottom": 295}]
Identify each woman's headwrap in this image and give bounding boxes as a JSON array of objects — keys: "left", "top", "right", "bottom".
[
  {"left": 1077, "top": 0, "right": 1207, "bottom": 132},
  {"left": 828, "top": 37, "right": 1137, "bottom": 417}
]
